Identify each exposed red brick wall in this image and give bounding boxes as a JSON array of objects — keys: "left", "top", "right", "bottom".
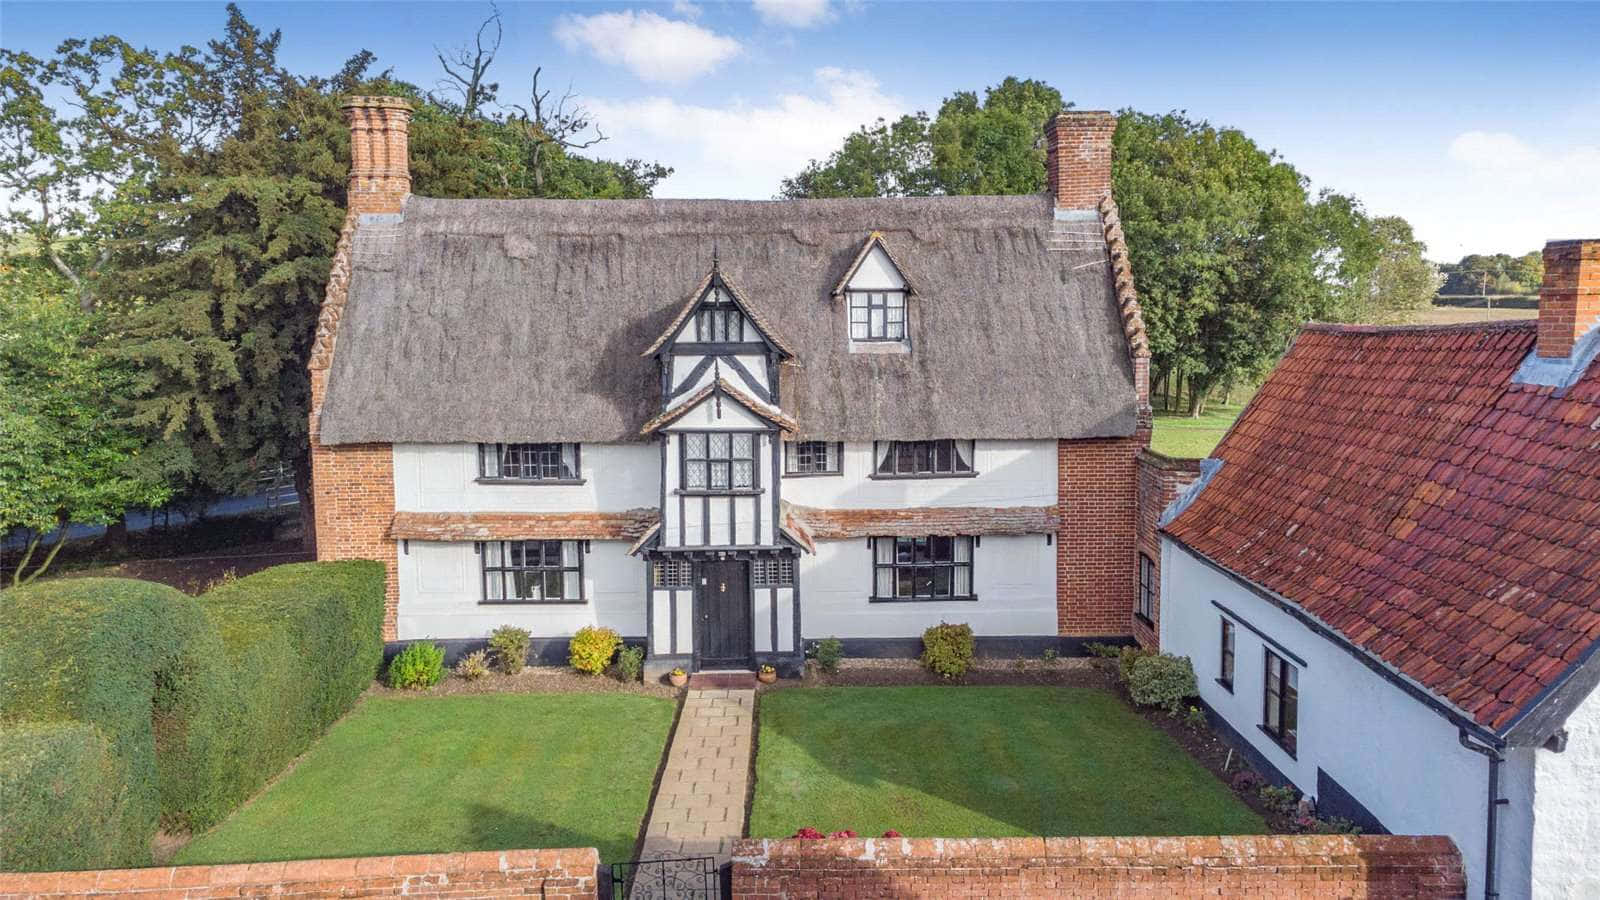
[
  {"left": 0, "top": 848, "right": 600, "bottom": 899},
  {"left": 1537, "top": 238, "right": 1599, "bottom": 358},
  {"left": 730, "top": 835, "right": 1466, "bottom": 899},
  {"left": 1134, "top": 449, "right": 1203, "bottom": 649},
  {"left": 343, "top": 96, "right": 412, "bottom": 217},
  {"left": 1045, "top": 111, "right": 1115, "bottom": 210},
  {"left": 1057, "top": 432, "right": 1145, "bottom": 635}
]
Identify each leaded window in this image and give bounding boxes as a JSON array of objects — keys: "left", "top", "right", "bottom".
[
  {"left": 785, "top": 440, "right": 842, "bottom": 475},
  {"left": 652, "top": 559, "right": 693, "bottom": 588},
  {"left": 1263, "top": 649, "right": 1298, "bottom": 756},
  {"left": 483, "top": 540, "right": 583, "bottom": 603},
  {"left": 873, "top": 440, "right": 974, "bottom": 477},
  {"left": 848, "top": 290, "right": 906, "bottom": 341},
  {"left": 479, "top": 443, "right": 579, "bottom": 481},
  {"left": 694, "top": 289, "right": 745, "bottom": 342},
  {"left": 752, "top": 558, "right": 794, "bottom": 586},
  {"left": 872, "top": 536, "right": 974, "bottom": 600},
  {"left": 682, "top": 432, "right": 756, "bottom": 492},
  {"left": 1136, "top": 553, "right": 1156, "bottom": 623}
]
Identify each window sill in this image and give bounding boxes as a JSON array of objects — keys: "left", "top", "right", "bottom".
[
  {"left": 1257, "top": 724, "right": 1297, "bottom": 759},
  {"left": 479, "top": 600, "right": 588, "bottom": 606},
  {"left": 782, "top": 470, "right": 843, "bottom": 478},
  {"left": 1216, "top": 677, "right": 1234, "bottom": 694},
  {"left": 675, "top": 489, "right": 763, "bottom": 497},
  {"left": 868, "top": 596, "right": 979, "bottom": 603},
  {"left": 475, "top": 478, "right": 587, "bottom": 486},
  {"left": 1134, "top": 613, "right": 1154, "bottom": 628},
  {"left": 867, "top": 471, "right": 978, "bottom": 481}
]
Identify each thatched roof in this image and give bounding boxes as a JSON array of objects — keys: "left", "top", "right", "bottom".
[{"left": 317, "top": 195, "right": 1137, "bottom": 445}]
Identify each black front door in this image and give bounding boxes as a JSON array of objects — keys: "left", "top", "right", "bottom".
[{"left": 696, "top": 560, "right": 752, "bottom": 670}]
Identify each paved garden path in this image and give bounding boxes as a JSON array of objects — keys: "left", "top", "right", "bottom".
[{"left": 638, "top": 688, "right": 754, "bottom": 867}]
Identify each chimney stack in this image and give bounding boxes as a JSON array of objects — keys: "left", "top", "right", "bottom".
[
  {"left": 1536, "top": 239, "right": 1600, "bottom": 359},
  {"left": 342, "top": 96, "right": 413, "bottom": 217},
  {"left": 1044, "top": 110, "right": 1116, "bottom": 210}
]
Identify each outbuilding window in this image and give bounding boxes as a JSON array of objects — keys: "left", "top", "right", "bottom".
[
  {"left": 682, "top": 432, "right": 757, "bottom": 492},
  {"left": 1262, "top": 649, "right": 1298, "bottom": 756},
  {"left": 871, "top": 536, "right": 974, "bottom": 601},
  {"left": 1136, "top": 553, "right": 1156, "bottom": 624},
  {"left": 479, "top": 443, "right": 580, "bottom": 482},
  {"left": 872, "top": 440, "right": 974, "bottom": 478},
  {"left": 483, "top": 540, "right": 583, "bottom": 603},
  {"left": 848, "top": 290, "right": 906, "bottom": 341},
  {"left": 1219, "top": 619, "right": 1235, "bottom": 691}
]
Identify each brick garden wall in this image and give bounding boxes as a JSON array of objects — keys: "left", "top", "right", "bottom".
[
  {"left": 1134, "top": 449, "right": 1204, "bottom": 649},
  {"left": 730, "top": 835, "right": 1467, "bottom": 899},
  {"left": 0, "top": 849, "right": 600, "bottom": 900}
]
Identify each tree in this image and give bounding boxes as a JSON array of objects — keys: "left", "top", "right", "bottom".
[
  {"left": 0, "top": 262, "right": 171, "bottom": 584},
  {"left": 1368, "top": 216, "right": 1442, "bottom": 319}
]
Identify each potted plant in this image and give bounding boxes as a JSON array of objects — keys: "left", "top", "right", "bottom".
[
  {"left": 669, "top": 667, "right": 688, "bottom": 687},
  {"left": 758, "top": 664, "right": 778, "bottom": 684}
]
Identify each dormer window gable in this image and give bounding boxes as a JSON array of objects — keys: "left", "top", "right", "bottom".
[
  {"left": 641, "top": 264, "right": 795, "bottom": 360},
  {"left": 833, "top": 233, "right": 917, "bottom": 351}
]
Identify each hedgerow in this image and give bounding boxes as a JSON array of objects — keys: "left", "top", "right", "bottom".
[{"left": 0, "top": 722, "right": 130, "bottom": 872}]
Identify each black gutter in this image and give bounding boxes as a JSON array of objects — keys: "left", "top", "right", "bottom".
[{"left": 1458, "top": 729, "right": 1507, "bottom": 900}]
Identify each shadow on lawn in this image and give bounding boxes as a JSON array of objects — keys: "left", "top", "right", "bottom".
[{"left": 463, "top": 803, "right": 620, "bottom": 860}]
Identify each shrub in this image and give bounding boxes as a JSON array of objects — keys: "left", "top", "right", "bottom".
[
  {"left": 569, "top": 626, "right": 621, "bottom": 675},
  {"left": 0, "top": 723, "right": 129, "bottom": 872},
  {"left": 1182, "top": 704, "right": 1209, "bottom": 730},
  {"left": 1083, "top": 641, "right": 1123, "bottom": 659},
  {"left": 1127, "top": 653, "right": 1198, "bottom": 713},
  {"left": 455, "top": 649, "right": 491, "bottom": 681},
  {"left": 488, "top": 625, "right": 532, "bottom": 675},
  {"left": 614, "top": 645, "right": 645, "bottom": 683},
  {"left": 1117, "top": 645, "right": 1154, "bottom": 683},
  {"left": 1230, "top": 770, "right": 1265, "bottom": 793},
  {"left": 1259, "top": 784, "right": 1300, "bottom": 815},
  {"left": 1041, "top": 647, "right": 1059, "bottom": 661},
  {"left": 387, "top": 642, "right": 445, "bottom": 690},
  {"left": 814, "top": 637, "right": 843, "bottom": 674},
  {"left": 920, "top": 622, "right": 975, "bottom": 679}
]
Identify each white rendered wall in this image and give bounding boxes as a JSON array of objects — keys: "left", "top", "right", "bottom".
[
  {"left": 780, "top": 441, "right": 1056, "bottom": 508},
  {"left": 393, "top": 443, "right": 658, "bottom": 512},
  {"left": 1159, "top": 538, "right": 1538, "bottom": 899},
  {"left": 1530, "top": 685, "right": 1600, "bottom": 898},
  {"left": 396, "top": 539, "right": 645, "bottom": 640},
  {"left": 669, "top": 353, "right": 770, "bottom": 396},
  {"left": 800, "top": 535, "right": 1055, "bottom": 639},
  {"left": 846, "top": 246, "right": 907, "bottom": 291}
]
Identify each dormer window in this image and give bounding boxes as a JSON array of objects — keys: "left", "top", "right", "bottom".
[
  {"left": 848, "top": 291, "right": 906, "bottom": 342},
  {"left": 694, "top": 289, "right": 746, "bottom": 342}
]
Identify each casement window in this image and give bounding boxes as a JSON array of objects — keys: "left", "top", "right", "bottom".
[
  {"left": 652, "top": 559, "right": 693, "bottom": 588},
  {"left": 848, "top": 290, "right": 907, "bottom": 342},
  {"left": 482, "top": 540, "right": 583, "bottom": 603},
  {"left": 694, "top": 291, "right": 745, "bottom": 342},
  {"left": 871, "top": 535, "right": 974, "bottom": 601},
  {"left": 1262, "top": 649, "right": 1299, "bottom": 756},
  {"left": 751, "top": 558, "right": 795, "bottom": 587},
  {"left": 1136, "top": 553, "right": 1156, "bottom": 624},
  {"left": 785, "top": 440, "right": 843, "bottom": 476},
  {"left": 872, "top": 440, "right": 975, "bottom": 478},
  {"left": 1219, "top": 619, "right": 1235, "bottom": 691},
  {"left": 478, "top": 443, "right": 580, "bottom": 482},
  {"left": 682, "top": 432, "right": 757, "bottom": 492}
]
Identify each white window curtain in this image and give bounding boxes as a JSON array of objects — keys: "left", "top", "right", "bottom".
[
  {"left": 562, "top": 541, "right": 582, "bottom": 599},
  {"left": 874, "top": 538, "right": 895, "bottom": 597},
  {"left": 953, "top": 536, "right": 972, "bottom": 596}
]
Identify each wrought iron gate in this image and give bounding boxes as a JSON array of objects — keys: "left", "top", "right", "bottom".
[{"left": 604, "top": 856, "right": 722, "bottom": 900}]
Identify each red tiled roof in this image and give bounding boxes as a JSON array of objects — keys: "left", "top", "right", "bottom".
[
  {"left": 1164, "top": 320, "right": 1600, "bottom": 733},
  {"left": 785, "top": 503, "right": 1061, "bottom": 540},
  {"left": 389, "top": 509, "right": 660, "bottom": 542}
]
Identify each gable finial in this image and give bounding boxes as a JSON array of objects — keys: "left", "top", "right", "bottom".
[{"left": 712, "top": 242, "right": 720, "bottom": 272}]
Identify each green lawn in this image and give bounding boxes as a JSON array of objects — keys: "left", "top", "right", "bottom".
[
  {"left": 1150, "top": 404, "right": 1245, "bottom": 458},
  {"left": 750, "top": 687, "right": 1264, "bottom": 838},
  {"left": 177, "top": 693, "right": 674, "bottom": 864}
]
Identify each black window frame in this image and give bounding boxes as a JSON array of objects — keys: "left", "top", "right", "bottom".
[
  {"left": 1136, "top": 553, "right": 1156, "bottom": 625},
  {"left": 784, "top": 440, "right": 843, "bottom": 476},
  {"left": 481, "top": 539, "right": 585, "bottom": 604},
  {"left": 1218, "top": 619, "right": 1235, "bottom": 692},
  {"left": 652, "top": 558, "right": 693, "bottom": 588},
  {"left": 870, "top": 440, "right": 976, "bottom": 479},
  {"left": 693, "top": 289, "right": 745, "bottom": 343},
  {"left": 751, "top": 557, "right": 795, "bottom": 587},
  {"left": 869, "top": 535, "right": 976, "bottom": 602},
  {"left": 680, "top": 431, "right": 760, "bottom": 495},
  {"left": 1261, "top": 649, "right": 1298, "bottom": 757},
  {"left": 847, "top": 289, "right": 907, "bottom": 342},
  {"left": 477, "top": 442, "right": 583, "bottom": 484}
]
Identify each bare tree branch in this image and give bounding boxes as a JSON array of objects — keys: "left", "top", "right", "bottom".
[{"left": 429, "top": 3, "right": 501, "bottom": 119}]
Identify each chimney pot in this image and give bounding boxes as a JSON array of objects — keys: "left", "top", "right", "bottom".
[
  {"left": 1044, "top": 110, "right": 1116, "bottom": 209},
  {"left": 342, "top": 96, "right": 413, "bottom": 217},
  {"left": 1536, "top": 239, "right": 1600, "bottom": 359}
]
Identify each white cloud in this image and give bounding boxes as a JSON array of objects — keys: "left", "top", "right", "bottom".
[
  {"left": 1420, "top": 130, "right": 1600, "bottom": 255},
  {"left": 1447, "top": 130, "right": 1600, "bottom": 182},
  {"left": 752, "top": 0, "right": 836, "bottom": 28},
  {"left": 671, "top": 0, "right": 702, "bottom": 19},
  {"left": 553, "top": 10, "right": 740, "bottom": 83},
  {"left": 583, "top": 67, "right": 906, "bottom": 199}
]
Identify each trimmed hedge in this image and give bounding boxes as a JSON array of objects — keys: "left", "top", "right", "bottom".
[
  {"left": 0, "top": 723, "right": 129, "bottom": 872},
  {"left": 0, "top": 561, "right": 384, "bottom": 872}
]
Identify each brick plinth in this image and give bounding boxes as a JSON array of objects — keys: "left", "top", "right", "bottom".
[
  {"left": 0, "top": 848, "right": 600, "bottom": 899},
  {"left": 1134, "top": 449, "right": 1204, "bottom": 649},
  {"left": 1045, "top": 111, "right": 1116, "bottom": 210},
  {"left": 1536, "top": 238, "right": 1599, "bottom": 359},
  {"left": 730, "top": 835, "right": 1466, "bottom": 899}
]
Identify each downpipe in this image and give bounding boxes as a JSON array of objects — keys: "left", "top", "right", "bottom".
[{"left": 1459, "top": 729, "right": 1508, "bottom": 900}]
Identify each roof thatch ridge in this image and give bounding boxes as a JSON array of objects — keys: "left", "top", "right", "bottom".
[
  {"left": 829, "top": 231, "right": 921, "bottom": 299},
  {"left": 1098, "top": 195, "right": 1149, "bottom": 360}
]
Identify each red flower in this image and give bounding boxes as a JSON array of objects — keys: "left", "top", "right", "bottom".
[
  {"left": 793, "top": 827, "right": 824, "bottom": 840},
  {"left": 829, "top": 830, "right": 857, "bottom": 839},
  {"left": 882, "top": 830, "right": 902, "bottom": 838}
]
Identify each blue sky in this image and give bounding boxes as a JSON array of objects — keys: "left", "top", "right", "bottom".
[{"left": 4, "top": 1, "right": 1597, "bottom": 258}]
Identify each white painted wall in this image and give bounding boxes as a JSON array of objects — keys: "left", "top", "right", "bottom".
[
  {"left": 1159, "top": 538, "right": 1541, "bottom": 899},
  {"left": 669, "top": 353, "right": 770, "bottom": 396},
  {"left": 800, "top": 535, "right": 1055, "bottom": 638},
  {"left": 1531, "top": 684, "right": 1600, "bottom": 898},
  {"left": 396, "top": 539, "right": 646, "bottom": 640},
  {"left": 780, "top": 440, "right": 1056, "bottom": 509},
  {"left": 393, "top": 443, "right": 658, "bottom": 512},
  {"left": 847, "top": 245, "right": 907, "bottom": 291}
]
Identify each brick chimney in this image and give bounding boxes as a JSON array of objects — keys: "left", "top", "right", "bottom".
[
  {"left": 1044, "top": 110, "right": 1116, "bottom": 209},
  {"left": 1537, "top": 239, "right": 1600, "bottom": 358},
  {"left": 342, "top": 96, "right": 412, "bottom": 216}
]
